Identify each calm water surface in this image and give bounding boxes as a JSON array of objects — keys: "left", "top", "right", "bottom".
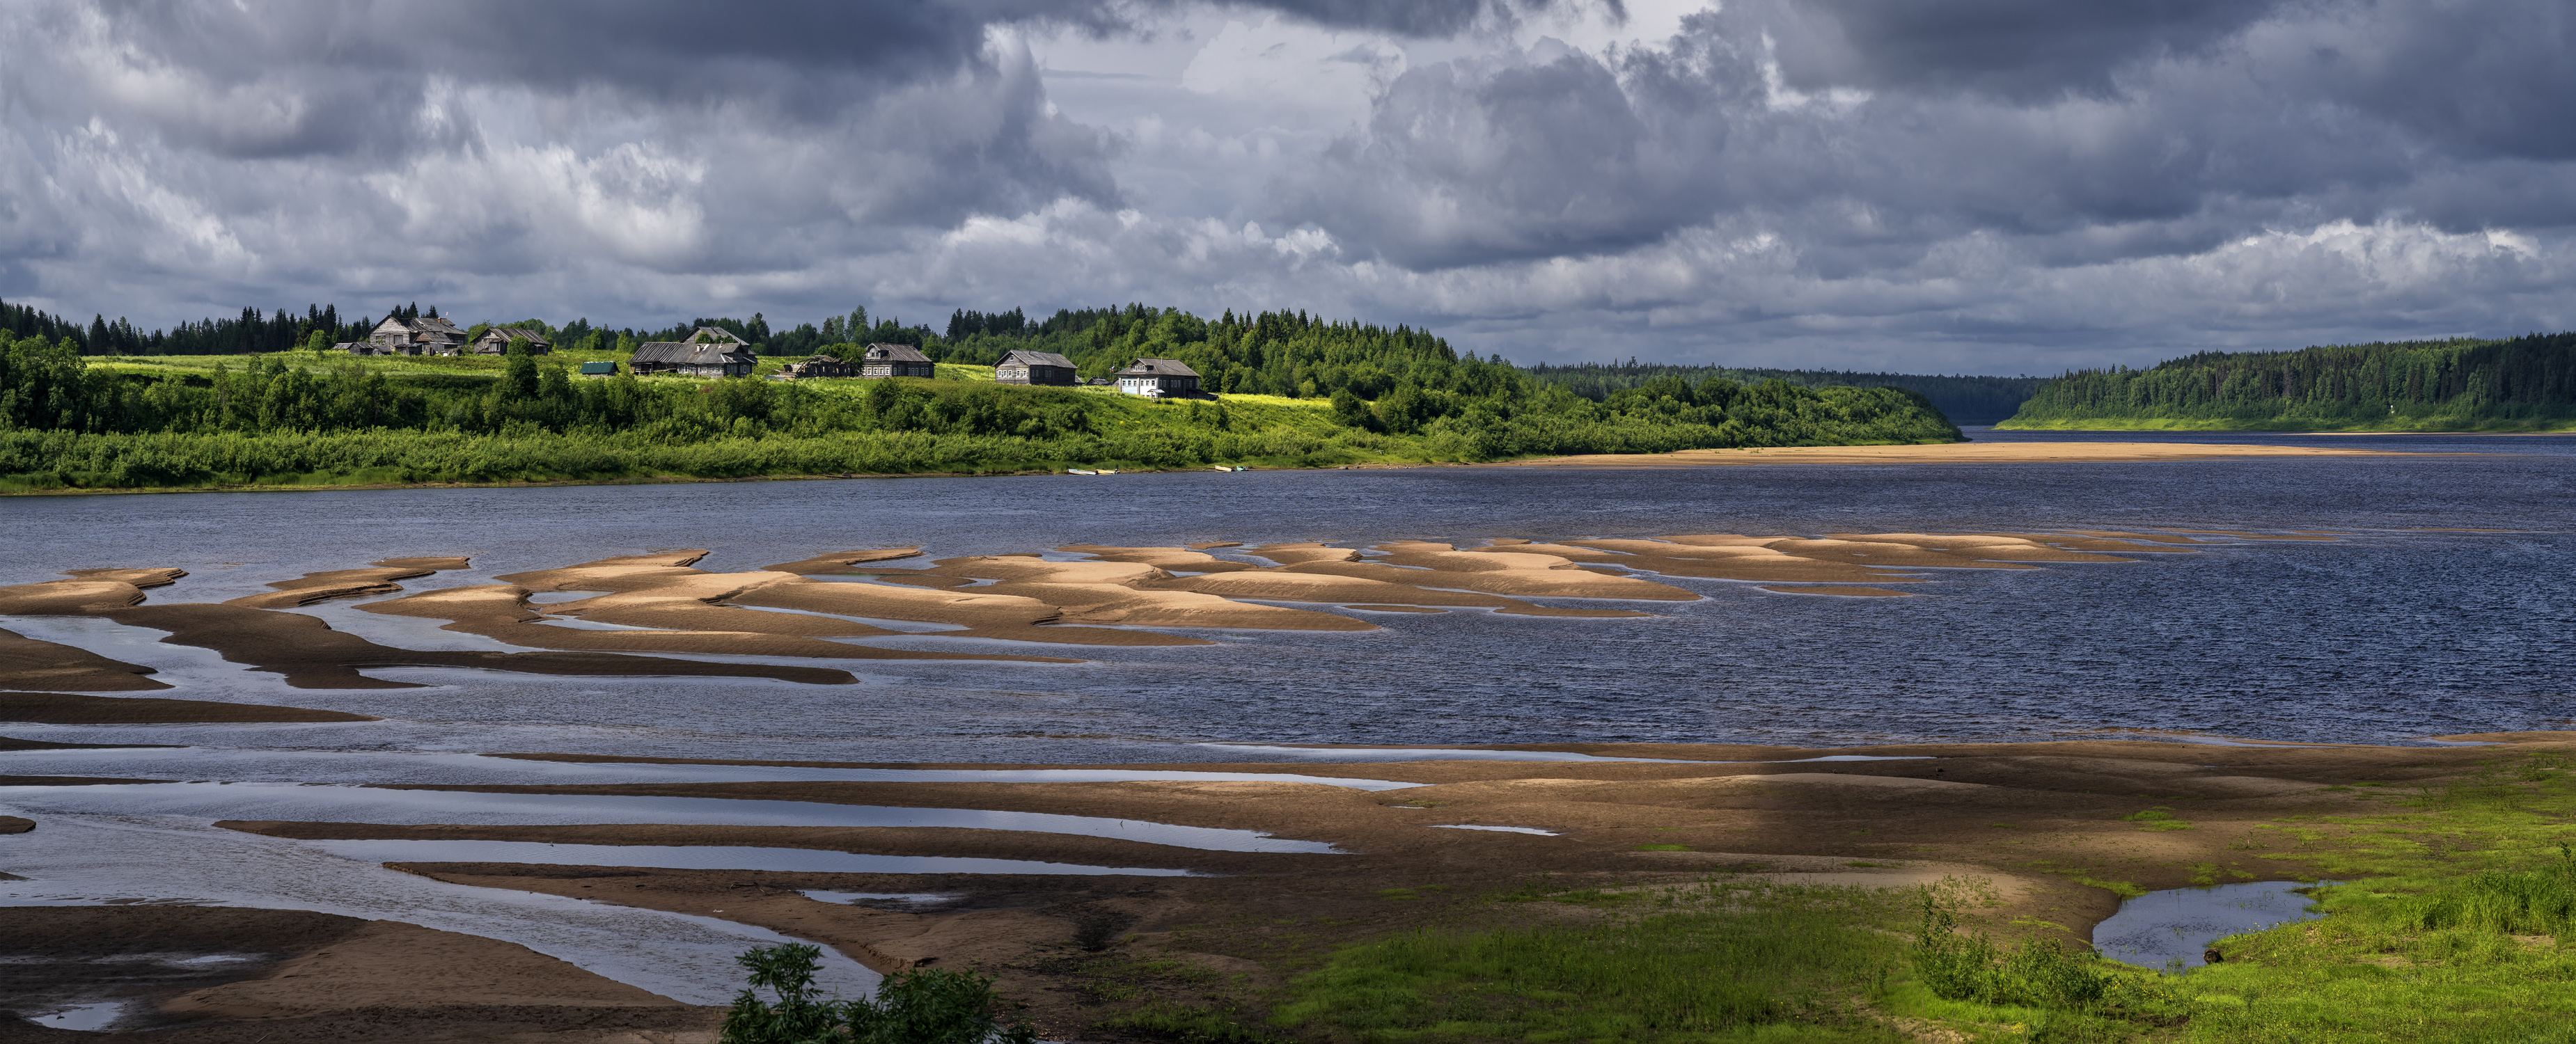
[{"left": 6, "top": 431, "right": 2571, "bottom": 760}]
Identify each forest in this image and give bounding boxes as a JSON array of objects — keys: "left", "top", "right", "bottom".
[
  {"left": 1525, "top": 362, "right": 2045, "bottom": 425},
  {"left": 0, "top": 299, "right": 1961, "bottom": 491},
  {"left": 2000, "top": 332, "right": 2576, "bottom": 431}
]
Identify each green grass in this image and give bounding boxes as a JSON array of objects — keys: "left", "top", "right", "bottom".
[{"left": 1275, "top": 880, "right": 1913, "bottom": 1043}]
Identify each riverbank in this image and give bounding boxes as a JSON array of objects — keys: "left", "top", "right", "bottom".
[
  {"left": 0, "top": 438, "right": 2456, "bottom": 497},
  {"left": 11, "top": 735, "right": 2574, "bottom": 1041}
]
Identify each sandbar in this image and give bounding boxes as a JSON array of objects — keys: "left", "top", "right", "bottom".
[{"left": 1475, "top": 441, "right": 2455, "bottom": 468}]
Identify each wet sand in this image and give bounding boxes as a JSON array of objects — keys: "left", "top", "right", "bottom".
[
  {"left": 0, "top": 690, "right": 374, "bottom": 724},
  {"left": 114, "top": 735, "right": 2567, "bottom": 1041},
  {"left": 0, "top": 907, "right": 709, "bottom": 1041}
]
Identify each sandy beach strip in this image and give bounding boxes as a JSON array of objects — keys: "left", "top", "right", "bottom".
[{"left": 1465, "top": 441, "right": 2460, "bottom": 468}]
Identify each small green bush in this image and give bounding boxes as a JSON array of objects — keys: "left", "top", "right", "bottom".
[{"left": 719, "top": 944, "right": 1037, "bottom": 1044}]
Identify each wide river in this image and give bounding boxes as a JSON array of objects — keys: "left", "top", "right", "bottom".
[{"left": 7, "top": 429, "right": 2570, "bottom": 759}]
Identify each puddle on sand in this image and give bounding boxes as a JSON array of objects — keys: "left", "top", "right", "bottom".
[
  {"left": 2092, "top": 880, "right": 2332, "bottom": 970},
  {"left": 1431, "top": 825, "right": 1560, "bottom": 836},
  {"left": 800, "top": 890, "right": 963, "bottom": 910},
  {"left": 1193, "top": 744, "right": 1709, "bottom": 764},
  {"left": 24, "top": 1001, "right": 132, "bottom": 1032},
  {"left": 316, "top": 839, "right": 1204, "bottom": 876}
]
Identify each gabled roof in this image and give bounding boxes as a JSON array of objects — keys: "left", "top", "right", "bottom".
[
  {"left": 633, "top": 342, "right": 755, "bottom": 366},
  {"left": 863, "top": 342, "right": 933, "bottom": 363},
  {"left": 1000, "top": 349, "right": 1076, "bottom": 369},
  {"left": 1115, "top": 356, "right": 1199, "bottom": 378},
  {"left": 480, "top": 325, "right": 553, "bottom": 347},
  {"left": 685, "top": 326, "right": 749, "bottom": 345}
]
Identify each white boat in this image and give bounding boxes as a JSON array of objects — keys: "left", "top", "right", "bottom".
[
  {"left": 1097, "top": 468, "right": 1120, "bottom": 475},
  {"left": 1066, "top": 468, "right": 1097, "bottom": 475}
]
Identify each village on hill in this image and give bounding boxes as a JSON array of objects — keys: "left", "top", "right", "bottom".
[{"left": 333, "top": 313, "right": 1209, "bottom": 396}]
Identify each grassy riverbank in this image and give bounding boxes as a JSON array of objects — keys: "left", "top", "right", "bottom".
[{"left": 0, "top": 336, "right": 1963, "bottom": 493}]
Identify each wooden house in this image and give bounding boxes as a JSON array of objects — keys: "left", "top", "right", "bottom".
[
  {"left": 1113, "top": 357, "right": 1201, "bottom": 397},
  {"left": 783, "top": 355, "right": 849, "bottom": 379},
  {"left": 473, "top": 326, "right": 553, "bottom": 355},
  {"left": 361, "top": 315, "right": 468, "bottom": 356},
  {"left": 994, "top": 349, "right": 1078, "bottom": 386},
  {"left": 858, "top": 343, "right": 935, "bottom": 379},
  {"left": 630, "top": 327, "right": 757, "bottom": 378}
]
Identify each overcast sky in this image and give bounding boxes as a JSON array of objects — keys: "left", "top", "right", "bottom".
[{"left": 3, "top": 0, "right": 2570, "bottom": 373}]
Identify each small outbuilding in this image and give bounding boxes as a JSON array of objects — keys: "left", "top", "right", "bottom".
[
  {"left": 473, "top": 326, "right": 553, "bottom": 355},
  {"left": 858, "top": 343, "right": 935, "bottom": 379},
  {"left": 994, "top": 349, "right": 1078, "bottom": 386},
  {"left": 579, "top": 361, "right": 618, "bottom": 376},
  {"left": 783, "top": 355, "right": 850, "bottom": 379},
  {"left": 630, "top": 327, "right": 758, "bottom": 378},
  {"left": 1113, "top": 357, "right": 1201, "bottom": 397}
]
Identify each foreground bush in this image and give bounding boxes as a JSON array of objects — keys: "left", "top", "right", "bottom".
[{"left": 720, "top": 943, "right": 1036, "bottom": 1044}]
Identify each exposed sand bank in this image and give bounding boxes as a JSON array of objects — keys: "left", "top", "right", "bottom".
[
  {"left": 1479, "top": 441, "right": 2453, "bottom": 468},
  {"left": 0, "top": 906, "right": 709, "bottom": 1041},
  {"left": 0, "top": 527, "right": 2353, "bottom": 693},
  {"left": 111, "top": 734, "right": 2566, "bottom": 1041}
]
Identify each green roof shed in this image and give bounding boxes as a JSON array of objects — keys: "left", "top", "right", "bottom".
[{"left": 579, "top": 361, "right": 617, "bottom": 375}]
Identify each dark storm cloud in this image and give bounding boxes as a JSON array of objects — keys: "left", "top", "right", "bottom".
[
  {"left": 1277, "top": 0, "right": 2576, "bottom": 274},
  {"left": 1224, "top": 0, "right": 1621, "bottom": 37},
  {"left": 1762, "top": 0, "right": 2279, "bottom": 101}
]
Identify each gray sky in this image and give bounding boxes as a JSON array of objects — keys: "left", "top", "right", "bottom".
[{"left": 3, "top": 0, "right": 2569, "bottom": 373}]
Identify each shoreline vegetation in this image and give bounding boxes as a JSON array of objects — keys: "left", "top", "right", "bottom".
[
  {"left": 2000, "top": 331, "right": 2576, "bottom": 432},
  {"left": 1, "top": 306, "right": 1965, "bottom": 496}
]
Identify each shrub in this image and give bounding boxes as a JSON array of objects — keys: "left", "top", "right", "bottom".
[{"left": 719, "top": 943, "right": 1037, "bottom": 1044}]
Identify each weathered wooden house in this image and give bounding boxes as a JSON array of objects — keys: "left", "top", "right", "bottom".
[
  {"left": 355, "top": 315, "right": 468, "bottom": 356},
  {"left": 473, "top": 326, "right": 553, "bottom": 355},
  {"left": 1113, "top": 357, "right": 1201, "bottom": 397},
  {"left": 783, "top": 355, "right": 849, "bottom": 379},
  {"left": 858, "top": 343, "right": 935, "bottom": 379},
  {"left": 630, "top": 327, "right": 757, "bottom": 378},
  {"left": 994, "top": 349, "right": 1078, "bottom": 386}
]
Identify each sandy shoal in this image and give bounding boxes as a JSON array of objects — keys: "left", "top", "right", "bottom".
[
  {"left": 33, "top": 736, "right": 2568, "bottom": 1039},
  {"left": 1475, "top": 441, "right": 2454, "bottom": 468}
]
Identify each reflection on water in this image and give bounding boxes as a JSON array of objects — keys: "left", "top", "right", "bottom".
[{"left": 2091, "top": 880, "right": 2332, "bottom": 969}]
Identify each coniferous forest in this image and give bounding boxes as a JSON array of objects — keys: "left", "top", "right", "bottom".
[
  {"left": 2001, "top": 333, "right": 2576, "bottom": 431},
  {"left": 0, "top": 298, "right": 1962, "bottom": 492}
]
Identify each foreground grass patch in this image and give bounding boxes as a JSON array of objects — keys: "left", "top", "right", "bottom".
[{"left": 1275, "top": 881, "right": 1910, "bottom": 1043}]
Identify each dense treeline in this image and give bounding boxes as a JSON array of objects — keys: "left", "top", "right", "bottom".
[
  {"left": 2002, "top": 333, "right": 2576, "bottom": 431},
  {"left": 1526, "top": 362, "right": 2045, "bottom": 425},
  {"left": 0, "top": 303, "right": 1959, "bottom": 489}
]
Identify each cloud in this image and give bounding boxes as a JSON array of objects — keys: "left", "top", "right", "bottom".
[{"left": 0, "top": 0, "right": 2568, "bottom": 373}]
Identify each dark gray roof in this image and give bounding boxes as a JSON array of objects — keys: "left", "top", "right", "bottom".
[
  {"left": 1116, "top": 356, "right": 1199, "bottom": 378},
  {"left": 480, "top": 325, "right": 552, "bottom": 347},
  {"left": 1000, "top": 349, "right": 1076, "bottom": 369},
  {"left": 633, "top": 342, "right": 755, "bottom": 366},
  {"left": 863, "top": 343, "right": 933, "bottom": 363}
]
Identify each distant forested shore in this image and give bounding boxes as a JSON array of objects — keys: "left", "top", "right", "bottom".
[
  {"left": 2000, "top": 332, "right": 2576, "bottom": 432},
  {"left": 0, "top": 300, "right": 1961, "bottom": 493},
  {"left": 1525, "top": 363, "right": 2044, "bottom": 425}
]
